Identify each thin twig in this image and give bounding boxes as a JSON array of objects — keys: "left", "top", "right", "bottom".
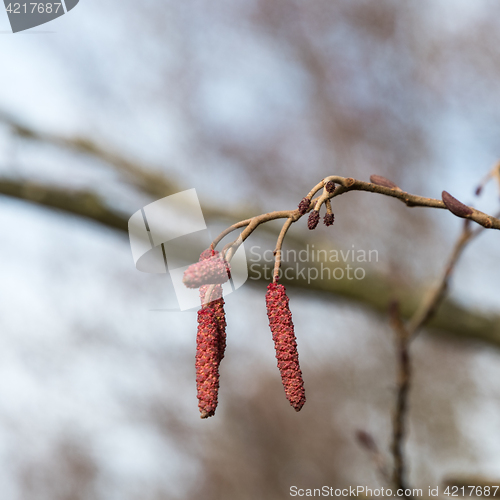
[
  {"left": 389, "top": 301, "right": 412, "bottom": 497},
  {"left": 210, "top": 219, "right": 252, "bottom": 249},
  {"left": 272, "top": 217, "right": 294, "bottom": 281},
  {"left": 355, "top": 430, "right": 391, "bottom": 485},
  {"left": 220, "top": 210, "right": 300, "bottom": 262},
  {"left": 323, "top": 176, "right": 500, "bottom": 230}
]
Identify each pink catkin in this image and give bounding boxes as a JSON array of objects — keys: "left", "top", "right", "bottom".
[
  {"left": 199, "top": 248, "right": 218, "bottom": 261},
  {"left": 200, "top": 284, "right": 227, "bottom": 362},
  {"left": 183, "top": 255, "right": 230, "bottom": 288},
  {"left": 265, "top": 283, "right": 306, "bottom": 411},
  {"left": 199, "top": 250, "right": 227, "bottom": 362},
  {"left": 195, "top": 250, "right": 228, "bottom": 419},
  {"left": 196, "top": 308, "right": 220, "bottom": 418}
]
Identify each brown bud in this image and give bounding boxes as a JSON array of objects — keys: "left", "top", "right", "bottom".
[
  {"left": 265, "top": 283, "right": 306, "bottom": 411},
  {"left": 308, "top": 210, "right": 320, "bottom": 230},
  {"left": 370, "top": 175, "right": 399, "bottom": 189},
  {"left": 442, "top": 191, "right": 472, "bottom": 218},
  {"left": 298, "top": 197, "right": 311, "bottom": 215}
]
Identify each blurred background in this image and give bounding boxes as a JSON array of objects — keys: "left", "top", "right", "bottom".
[{"left": 1, "top": 0, "right": 500, "bottom": 498}]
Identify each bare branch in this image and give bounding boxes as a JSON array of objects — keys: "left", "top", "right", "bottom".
[
  {"left": 1, "top": 175, "right": 499, "bottom": 352},
  {"left": 0, "top": 177, "right": 128, "bottom": 232}
]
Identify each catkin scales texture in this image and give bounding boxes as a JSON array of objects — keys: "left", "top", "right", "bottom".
[
  {"left": 195, "top": 250, "right": 228, "bottom": 418},
  {"left": 265, "top": 283, "right": 306, "bottom": 411},
  {"left": 298, "top": 197, "right": 311, "bottom": 215},
  {"left": 308, "top": 210, "right": 320, "bottom": 230},
  {"left": 196, "top": 308, "right": 220, "bottom": 418},
  {"left": 183, "top": 255, "right": 230, "bottom": 288},
  {"left": 200, "top": 284, "right": 227, "bottom": 363},
  {"left": 324, "top": 213, "right": 335, "bottom": 226}
]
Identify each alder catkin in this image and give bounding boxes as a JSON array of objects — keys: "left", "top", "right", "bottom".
[
  {"left": 199, "top": 248, "right": 217, "bottom": 261},
  {"left": 308, "top": 210, "right": 320, "bottom": 230},
  {"left": 199, "top": 249, "right": 227, "bottom": 363},
  {"left": 200, "top": 284, "right": 227, "bottom": 362},
  {"left": 183, "top": 255, "right": 230, "bottom": 288},
  {"left": 265, "top": 282, "right": 306, "bottom": 411},
  {"left": 196, "top": 307, "right": 220, "bottom": 418},
  {"left": 298, "top": 197, "right": 311, "bottom": 215},
  {"left": 323, "top": 213, "right": 335, "bottom": 227}
]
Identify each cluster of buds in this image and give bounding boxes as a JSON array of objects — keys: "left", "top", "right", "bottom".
[{"left": 301, "top": 181, "right": 336, "bottom": 230}]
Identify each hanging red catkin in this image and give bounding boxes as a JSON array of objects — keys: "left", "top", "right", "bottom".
[
  {"left": 265, "top": 282, "right": 306, "bottom": 411},
  {"left": 196, "top": 307, "right": 220, "bottom": 418},
  {"left": 199, "top": 250, "right": 227, "bottom": 363}
]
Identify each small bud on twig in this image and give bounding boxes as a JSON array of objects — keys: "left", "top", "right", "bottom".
[
  {"left": 442, "top": 191, "right": 473, "bottom": 218},
  {"left": 370, "top": 175, "right": 399, "bottom": 190},
  {"left": 325, "top": 181, "right": 336, "bottom": 193},
  {"left": 308, "top": 210, "right": 320, "bottom": 230}
]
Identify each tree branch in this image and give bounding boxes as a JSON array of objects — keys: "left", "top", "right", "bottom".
[{"left": 1, "top": 176, "right": 499, "bottom": 353}]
